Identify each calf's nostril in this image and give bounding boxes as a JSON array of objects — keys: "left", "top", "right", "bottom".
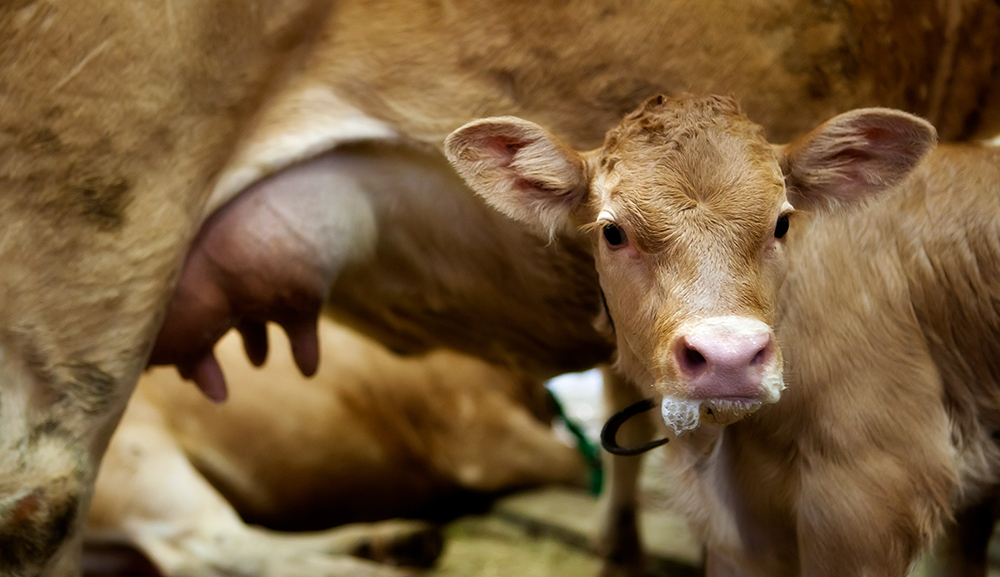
[
  {"left": 751, "top": 346, "right": 767, "bottom": 367},
  {"left": 685, "top": 347, "right": 706, "bottom": 368},
  {"left": 676, "top": 342, "right": 709, "bottom": 376}
]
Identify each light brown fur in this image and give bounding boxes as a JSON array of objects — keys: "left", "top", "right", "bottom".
[
  {"left": 4, "top": 1, "right": 1000, "bottom": 572},
  {"left": 310, "top": 144, "right": 611, "bottom": 375},
  {"left": 87, "top": 319, "right": 583, "bottom": 576},
  {"left": 449, "top": 96, "right": 793, "bottom": 401},
  {"left": 0, "top": 2, "right": 333, "bottom": 572},
  {"left": 314, "top": 0, "right": 1000, "bottom": 147},
  {"left": 453, "top": 92, "right": 1000, "bottom": 576},
  {"left": 664, "top": 143, "right": 1000, "bottom": 576},
  {"left": 447, "top": 96, "right": 1000, "bottom": 574}
]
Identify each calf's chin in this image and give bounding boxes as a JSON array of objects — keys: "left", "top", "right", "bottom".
[{"left": 659, "top": 395, "right": 766, "bottom": 436}]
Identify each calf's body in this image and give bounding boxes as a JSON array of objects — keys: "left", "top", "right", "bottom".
[
  {"left": 447, "top": 96, "right": 1000, "bottom": 574},
  {"left": 668, "top": 144, "right": 1000, "bottom": 574}
]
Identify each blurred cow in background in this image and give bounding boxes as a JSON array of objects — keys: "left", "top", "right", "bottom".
[
  {"left": 86, "top": 319, "right": 583, "bottom": 577},
  {"left": 2, "top": 0, "right": 1000, "bottom": 573}
]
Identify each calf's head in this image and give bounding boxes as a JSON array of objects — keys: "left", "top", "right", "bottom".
[{"left": 446, "top": 95, "right": 935, "bottom": 434}]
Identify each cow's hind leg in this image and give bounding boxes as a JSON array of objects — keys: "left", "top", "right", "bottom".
[
  {"left": 596, "top": 366, "right": 656, "bottom": 577},
  {"left": 87, "top": 389, "right": 441, "bottom": 577}
]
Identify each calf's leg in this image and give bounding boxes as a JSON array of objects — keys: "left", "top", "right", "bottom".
[{"left": 597, "top": 366, "right": 657, "bottom": 577}]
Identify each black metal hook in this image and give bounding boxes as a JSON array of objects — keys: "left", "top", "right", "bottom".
[{"left": 600, "top": 398, "right": 670, "bottom": 456}]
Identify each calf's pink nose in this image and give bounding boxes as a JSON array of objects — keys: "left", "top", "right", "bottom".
[{"left": 674, "top": 318, "right": 774, "bottom": 399}]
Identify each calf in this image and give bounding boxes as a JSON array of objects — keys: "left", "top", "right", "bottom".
[{"left": 446, "top": 95, "right": 1000, "bottom": 575}]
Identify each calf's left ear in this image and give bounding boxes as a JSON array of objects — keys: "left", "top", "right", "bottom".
[
  {"left": 780, "top": 108, "right": 937, "bottom": 210},
  {"left": 445, "top": 117, "right": 589, "bottom": 235}
]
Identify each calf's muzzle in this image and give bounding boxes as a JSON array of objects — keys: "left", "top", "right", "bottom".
[{"left": 672, "top": 316, "right": 778, "bottom": 402}]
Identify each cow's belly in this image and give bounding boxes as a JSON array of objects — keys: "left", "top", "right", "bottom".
[
  {"left": 320, "top": 144, "right": 611, "bottom": 375},
  {"left": 151, "top": 141, "right": 612, "bottom": 398}
]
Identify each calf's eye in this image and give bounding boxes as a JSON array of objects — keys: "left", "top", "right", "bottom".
[
  {"left": 774, "top": 214, "right": 789, "bottom": 239},
  {"left": 603, "top": 223, "right": 627, "bottom": 247}
]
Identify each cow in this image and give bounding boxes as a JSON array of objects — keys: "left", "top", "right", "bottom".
[
  {"left": 3, "top": 0, "right": 1000, "bottom": 573},
  {"left": 87, "top": 318, "right": 584, "bottom": 577},
  {"left": 445, "top": 93, "right": 1000, "bottom": 575}
]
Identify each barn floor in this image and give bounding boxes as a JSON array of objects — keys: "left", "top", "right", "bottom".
[
  {"left": 83, "top": 480, "right": 1000, "bottom": 577},
  {"left": 434, "top": 479, "right": 1000, "bottom": 577},
  {"left": 430, "top": 514, "right": 600, "bottom": 577},
  {"left": 431, "top": 481, "right": 700, "bottom": 577}
]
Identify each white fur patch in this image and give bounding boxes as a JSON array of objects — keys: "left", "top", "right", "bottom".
[
  {"left": 759, "top": 369, "right": 785, "bottom": 404},
  {"left": 592, "top": 171, "right": 620, "bottom": 209},
  {"left": 660, "top": 394, "right": 775, "bottom": 435},
  {"left": 205, "top": 86, "right": 402, "bottom": 218}
]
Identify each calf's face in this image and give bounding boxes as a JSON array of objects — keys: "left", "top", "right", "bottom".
[{"left": 447, "top": 95, "right": 935, "bottom": 434}]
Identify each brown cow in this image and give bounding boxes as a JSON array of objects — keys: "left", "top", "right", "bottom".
[
  {"left": 151, "top": 0, "right": 1000, "bottom": 399},
  {"left": 447, "top": 95, "right": 1000, "bottom": 575},
  {"left": 87, "top": 319, "right": 583, "bottom": 577},
  {"left": 4, "top": 0, "right": 1000, "bottom": 573}
]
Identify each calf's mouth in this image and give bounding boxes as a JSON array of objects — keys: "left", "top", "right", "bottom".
[
  {"left": 661, "top": 395, "right": 765, "bottom": 434},
  {"left": 601, "top": 376, "right": 783, "bottom": 456}
]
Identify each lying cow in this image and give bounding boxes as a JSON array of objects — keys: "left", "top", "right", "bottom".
[
  {"left": 86, "top": 318, "right": 583, "bottom": 577},
  {"left": 4, "top": 0, "right": 1000, "bottom": 573},
  {"left": 446, "top": 94, "right": 1000, "bottom": 575}
]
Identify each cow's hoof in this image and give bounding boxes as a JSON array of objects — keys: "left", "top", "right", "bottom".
[
  {"left": 347, "top": 520, "right": 444, "bottom": 568},
  {"left": 594, "top": 504, "right": 651, "bottom": 577}
]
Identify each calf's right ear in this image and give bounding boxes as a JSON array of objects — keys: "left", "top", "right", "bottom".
[
  {"left": 780, "top": 108, "right": 937, "bottom": 210},
  {"left": 445, "top": 117, "right": 589, "bottom": 235}
]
